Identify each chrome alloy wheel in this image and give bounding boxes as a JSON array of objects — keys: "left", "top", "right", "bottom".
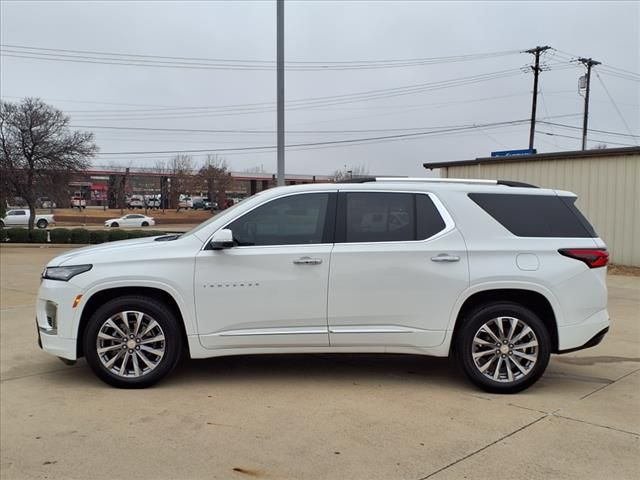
[
  {"left": 471, "top": 316, "right": 539, "bottom": 383},
  {"left": 96, "top": 311, "right": 166, "bottom": 378}
]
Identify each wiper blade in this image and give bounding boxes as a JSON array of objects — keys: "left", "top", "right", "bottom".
[{"left": 154, "top": 234, "right": 182, "bottom": 242}]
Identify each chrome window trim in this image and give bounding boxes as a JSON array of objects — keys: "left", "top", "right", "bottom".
[{"left": 202, "top": 188, "right": 455, "bottom": 250}]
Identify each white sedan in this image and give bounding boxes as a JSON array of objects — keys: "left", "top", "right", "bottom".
[{"left": 104, "top": 214, "right": 155, "bottom": 228}]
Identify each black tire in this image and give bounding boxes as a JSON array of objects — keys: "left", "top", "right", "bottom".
[
  {"left": 36, "top": 219, "right": 48, "bottom": 229},
  {"left": 455, "top": 302, "right": 551, "bottom": 394},
  {"left": 0, "top": 220, "right": 4, "bottom": 228},
  {"left": 141, "top": 221, "right": 149, "bottom": 227},
  {"left": 111, "top": 222, "right": 119, "bottom": 228},
  {"left": 83, "top": 295, "right": 183, "bottom": 388}
]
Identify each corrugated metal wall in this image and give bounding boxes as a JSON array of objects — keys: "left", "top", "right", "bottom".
[{"left": 441, "top": 154, "right": 640, "bottom": 266}]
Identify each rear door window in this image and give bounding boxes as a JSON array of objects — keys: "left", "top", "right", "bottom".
[
  {"left": 339, "top": 192, "right": 446, "bottom": 243},
  {"left": 468, "top": 193, "right": 597, "bottom": 238}
]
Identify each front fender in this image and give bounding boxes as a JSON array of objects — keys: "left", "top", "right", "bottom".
[{"left": 72, "top": 279, "right": 196, "bottom": 338}]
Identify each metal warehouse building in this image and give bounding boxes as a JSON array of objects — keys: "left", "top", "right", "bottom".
[{"left": 424, "top": 147, "right": 640, "bottom": 267}]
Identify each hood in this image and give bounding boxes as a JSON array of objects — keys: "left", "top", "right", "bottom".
[{"left": 48, "top": 236, "right": 161, "bottom": 267}]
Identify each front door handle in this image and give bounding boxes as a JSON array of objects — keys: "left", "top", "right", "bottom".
[
  {"left": 293, "top": 256, "right": 323, "bottom": 265},
  {"left": 431, "top": 254, "right": 460, "bottom": 263}
]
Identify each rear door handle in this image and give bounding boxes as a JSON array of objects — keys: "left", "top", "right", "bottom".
[
  {"left": 293, "top": 256, "right": 323, "bottom": 265},
  {"left": 431, "top": 254, "right": 460, "bottom": 263}
]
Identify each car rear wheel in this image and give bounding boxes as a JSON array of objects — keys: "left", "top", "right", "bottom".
[
  {"left": 141, "top": 221, "right": 149, "bottom": 227},
  {"left": 455, "top": 302, "right": 551, "bottom": 394},
  {"left": 36, "top": 219, "right": 48, "bottom": 229},
  {"left": 83, "top": 296, "right": 183, "bottom": 388}
]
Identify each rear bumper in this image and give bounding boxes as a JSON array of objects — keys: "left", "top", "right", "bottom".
[
  {"left": 556, "top": 309, "right": 609, "bottom": 352},
  {"left": 557, "top": 327, "right": 609, "bottom": 354}
]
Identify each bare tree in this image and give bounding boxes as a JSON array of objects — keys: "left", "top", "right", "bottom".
[
  {"left": 0, "top": 98, "right": 97, "bottom": 229},
  {"left": 156, "top": 155, "right": 195, "bottom": 210},
  {"left": 199, "top": 154, "right": 232, "bottom": 212},
  {"left": 332, "top": 164, "right": 370, "bottom": 182}
]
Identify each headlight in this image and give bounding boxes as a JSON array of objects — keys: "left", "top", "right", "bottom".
[{"left": 42, "top": 265, "right": 92, "bottom": 282}]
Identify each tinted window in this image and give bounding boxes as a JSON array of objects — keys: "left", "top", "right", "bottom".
[
  {"left": 228, "top": 193, "right": 330, "bottom": 246},
  {"left": 344, "top": 193, "right": 414, "bottom": 242},
  {"left": 469, "top": 193, "right": 597, "bottom": 238},
  {"left": 416, "top": 194, "right": 447, "bottom": 240},
  {"left": 9, "top": 211, "right": 25, "bottom": 216}
]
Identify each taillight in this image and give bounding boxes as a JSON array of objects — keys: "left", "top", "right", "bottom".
[{"left": 558, "top": 248, "right": 609, "bottom": 268}]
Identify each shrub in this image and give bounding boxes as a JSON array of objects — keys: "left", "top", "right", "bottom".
[
  {"left": 0, "top": 229, "right": 7, "bottom": 243},
  {"left": 29, "top": 229, "right": 48, "bottom": 243},
  {"left": 49, "top": 228, "right": 71, "bottom": 244},
  {"left": 127, "top": 229, "right": 144, "bottom": 239},
  {"left": 7, "top": 228, "right": 29, "bottom": 243},
  {"left": 89, "top": 230, "right": 108, "bottom": 244},
  {"left": 108, "top": 229, "right": 129, "bottom": 242},
  {"left": 70, "top": 228, "right": 90, "bottom": 244}
]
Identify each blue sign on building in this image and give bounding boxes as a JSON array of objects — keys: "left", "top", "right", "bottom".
[{"left": 490, "top": 149, "right": 537, "bottom": 157}]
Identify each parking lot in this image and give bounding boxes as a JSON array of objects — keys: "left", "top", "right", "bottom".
[{"left": 1, "top": 246, "right": 638, "bottom": 479}]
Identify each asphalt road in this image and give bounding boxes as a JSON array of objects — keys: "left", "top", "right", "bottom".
[{"left": 1, "top": 246, "right": 639, "bottom": 479}]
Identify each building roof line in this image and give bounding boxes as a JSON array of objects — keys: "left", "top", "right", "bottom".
[{"left": 423, "top": 146, "right": 640, "bottom": 169}]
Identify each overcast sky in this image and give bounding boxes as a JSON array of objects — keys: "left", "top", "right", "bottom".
[{"left": 1, "top": 1, "right": 638, "bottom": 177}]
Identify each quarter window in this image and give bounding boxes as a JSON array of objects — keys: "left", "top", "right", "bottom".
[
  {"left": 227, "top": 193, "right": 330, "bottom": 246},
  {"left": 468, "top": 193, "right": 597, "bottom": 238}
]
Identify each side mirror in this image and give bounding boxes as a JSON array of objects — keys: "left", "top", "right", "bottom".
[{"left": 210, "top": 228, "right": 234, "bottom": 250}]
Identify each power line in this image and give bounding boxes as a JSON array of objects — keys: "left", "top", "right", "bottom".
[
  {"left": 536, "top": 130, "right": 637, "bottom": 147},
  {"left": 91, "top": 118, "right": 571, "bottom": 156},
  {"left": 0, "top": 44, "right": 522, "bottom": 71},
  {"left": 539, "top": 121, "right": 640, "bottom": 138},
  {"left": 594, "top": 71, "right": 638, "bottom": 144},
  {"left": 57, "top": 69, "right": 527, "bottom": 121}
]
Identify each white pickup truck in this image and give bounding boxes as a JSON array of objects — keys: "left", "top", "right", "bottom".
[{"left": 0, "top": 209, "right": 55, "bottom": 229}]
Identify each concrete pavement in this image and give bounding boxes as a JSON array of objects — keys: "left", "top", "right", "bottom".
[{"left": 1, "top": 247, "right": 638, "bottom": 479}]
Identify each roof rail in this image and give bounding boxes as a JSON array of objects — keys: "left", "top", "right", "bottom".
[{"left": 337, "top": 177, "right": 538, "bottom": 188}]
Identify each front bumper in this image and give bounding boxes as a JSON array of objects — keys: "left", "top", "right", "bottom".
[
  {"left": 37, "top": 327, "right": 77, "bottom": 360},
  {"left": 36, "top": 279, "right": 82, "bottom": 361}
]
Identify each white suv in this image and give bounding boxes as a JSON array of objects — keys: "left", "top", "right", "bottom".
[{"left": 36, "top": 178, "right": 609, "bottom": 393}]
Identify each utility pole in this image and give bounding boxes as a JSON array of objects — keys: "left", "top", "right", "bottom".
[
  {"left": 276, "top": 0, "right": 285, "bottom": 186},
  {"left": 525, "top": 46, "right": 550, "bottom": 150},
  {"left": 578, "top": 57, "right": 601, "bottom": 150}
]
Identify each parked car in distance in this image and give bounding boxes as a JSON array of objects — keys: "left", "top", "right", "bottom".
[
  {"left": 37, "top": 197, "right": 57, "bottom": 209},
  {"left": 128, "top": 195, "right": 145, "bottom": 209},
  {"left": 1, "top": 209, "right": 55, "bottom": 229},
  {"left": 70, "top": 196, "right": 87, "bottom": 209},
  {"left": 145, "top": 197, "right": 161, "bottom": 209},
  {"left": 192, "top": 198, "right": 213, "bottom": 210},
  {"left": 104, "top": 214, "right": 155, "bottom": 228},
  {"left": 37, "top": 178, "right": 609, "bottom": 392},
  {"left": 178, "top": 196, "right": 193, "bottom": 210}
]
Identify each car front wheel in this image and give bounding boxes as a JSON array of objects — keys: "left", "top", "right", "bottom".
[
  {"left": 111, "top": 222, "right": 119, "bottom": 228},
  {"left": 36, "top": 219, "right": 48, "bottom": 229},
  {"left": 83, "top": 296, "right": 183, "bottom": 388},
  {"left": 455, "top": 302, "right": 551, "bottom": 394}
]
